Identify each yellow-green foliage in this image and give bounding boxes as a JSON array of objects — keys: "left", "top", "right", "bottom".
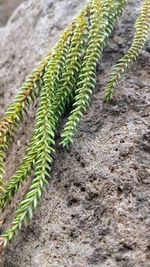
[
  {"left": 0, "top": 24, "right": 74, "bottom": 210},
  {"left": 0, "top": 0, "right": 149, "bottom": 253},
  {"left": 60, "top": 0, "right": 128, "bottom": 147},
  {"left": 0, "top": 52, "right": 52, "bottom": 193},
  {"left": 105, "top": 0, "right": 150, "bottom": 101}
]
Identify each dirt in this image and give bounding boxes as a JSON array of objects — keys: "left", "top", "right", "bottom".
[{"left": 0, "top": 0, "right": 150, "bottom": 266}]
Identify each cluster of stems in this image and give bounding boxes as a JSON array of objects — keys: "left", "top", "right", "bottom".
[{"left": 0, "top": 0, "right": 149, "bottom": 253}]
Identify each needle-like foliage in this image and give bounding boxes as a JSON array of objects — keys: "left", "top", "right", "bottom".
[
  {"left": 51, "top": 10, "right": 89, "bottom": 125},
  {"left": 0, "top": 52, "right": 52, "bottom": 191},
  {"left": 0, "top": 0, "right": 149, "bottom": 254},
  {"left": 105, "top": 0, "right": 150, "bottom": 101},
  {"left": 60, "top": 0, "right": 127, "bottom": 147},
  {"left": 1, "top": 60, "right": 57, "bottom": 245},
  {"left": 0, "top": 23, "right": 74, "bottom": 210}
]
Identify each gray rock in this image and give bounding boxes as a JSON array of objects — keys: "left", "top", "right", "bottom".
[
  {"left": 0, "top": 0, "right": 24, "bottom": 26},
  {"left": 0, "top": 0, "right": 150, "bottom": 266}
]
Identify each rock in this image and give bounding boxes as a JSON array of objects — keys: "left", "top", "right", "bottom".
[
  {"left": 0, "top": 0, "right": 24, "bottom": 27},
  {"left": 0, "top": 0, "right": 150, "bottom": 266},
  {"left": 140, "top": 132, "right": 150, "bottom": 153}
]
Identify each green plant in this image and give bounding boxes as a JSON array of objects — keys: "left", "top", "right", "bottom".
[
  {"left": 0, "top": 0, "right": 149, "bottom": 253},
  {"left": 105, "top": 0, "right": 150, "bottom": 101}
]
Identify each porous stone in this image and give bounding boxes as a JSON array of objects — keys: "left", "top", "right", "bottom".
[{"left": 0, "top": 0, "right": 149, "bottom": 266}]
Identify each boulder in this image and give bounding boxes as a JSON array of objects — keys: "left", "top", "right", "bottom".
[{"left": 0, "top": 0, "right": 149, "bottom": 266}]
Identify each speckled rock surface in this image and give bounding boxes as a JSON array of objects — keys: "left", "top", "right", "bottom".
[
  {"left": 0, "top": 0, "right": 150, "bottom": 266},
  {"left": 0, "top": 0, "right": 24, "bottom": 26}
]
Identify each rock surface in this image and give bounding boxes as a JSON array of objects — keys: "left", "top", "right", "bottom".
[
  {"left": 0, "top": 0, "right": 24, "bottom": 26},
  {"left": 0, "top": 0, "right": 150, "bottom": 266}
]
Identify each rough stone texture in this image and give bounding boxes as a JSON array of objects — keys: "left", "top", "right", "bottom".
[
  {"left": 0, "top": 0, "right": 24, "bottom": 27},
  {"left": 0, "top": 0, "right": 150, "bottom": 266}
]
